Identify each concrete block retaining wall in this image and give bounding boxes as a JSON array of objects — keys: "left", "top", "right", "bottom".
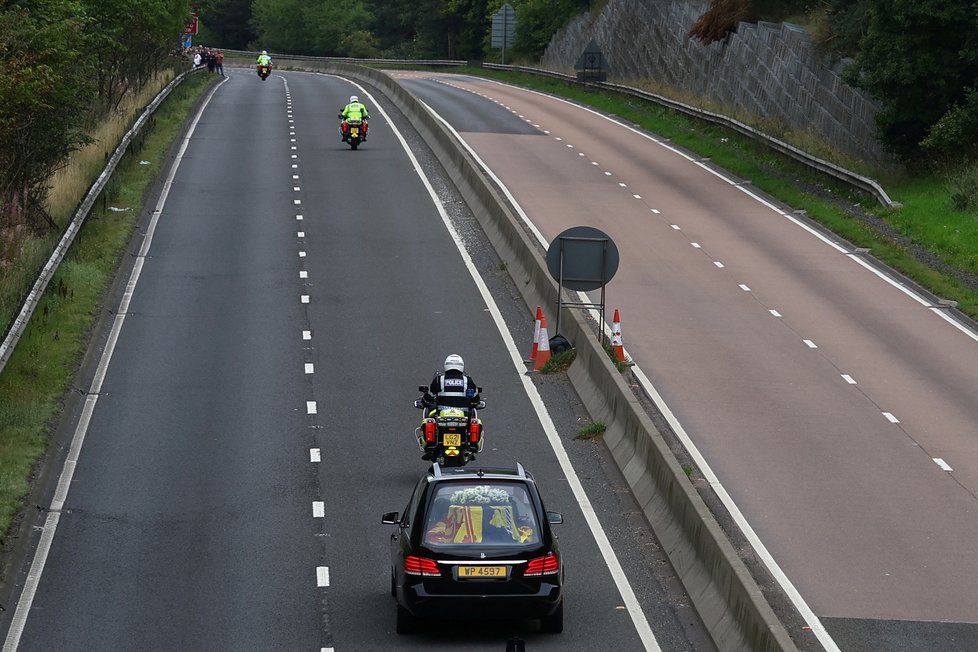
[{"left": 540, "top": 0, "right": 891, "bottom": 168}]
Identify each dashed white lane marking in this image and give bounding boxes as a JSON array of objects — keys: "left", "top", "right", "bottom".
[
  {"left": 604, "top": 171, "right": 612, "bottom": 176},
  {"left": 293, "top": 186, "right": 300, "bottom": 191},
  {"left": 671, "top": 224, "right": 680, "bottom": 230},
  {"left": 297, "top": 231, "right": 305, "bottom": 238},
  {"left": 460, "top": 79, "right": 872, "bottom": 652},
  {"left": 618, "top": 182, "right": 627, "bottom": 187},
  {"left": 296, "top": 214, "right": 303, "bottom": 221},
  {"left": 291, "top": 154, "right": 297, "bottom": 159},
  {"left": 293, "top": 175, "right": 299, "bottom": 179},
  {"left": 299, "top": 251, "right": 306, "bottom": 258},
  {"left": 292, "top": 164, "right": 298, "bottom": 169},
  {"left": 302, "top": 330, "right": 312, "bottom": 340},
  {"left": 651, "top": 209, "right": 661, "bottom": 214},
  {"left": 883, "top": 412, "right": 900, "bottom": 423},
  {"left": 769, "top": 309, "right": 782, "bottom": 317},
  {"left": 299, "top": 271, "right": 308, "bottom": 279},
  {"left": 804, "top": 339, "right": 818, "bottom": 348},
  {"left": 305, "top": 363, "right": 314, "bottom": 374},
  {"left": 739, "top": 284, "right": 752, "bottom": 292},
  {"left": 934, "top": 458, "right": 953, "bottom": 471},
  {"left": 306, "top": 401, "right": 317, "bottom": 415},
  {"left": 313, "top": 502, "right": 325, "bottom": 518},
  {"left": 591, "top": 161, "right": 599, "bottom": 165},
  {"left": 316, "top": 567, "right": 330, "bottom": 587},
  {"left": 714, "top": 261, "right": 725, "bottom": 268},
  {"left": 633, "top": 194, "right": 642, "bottom": 199},
  {"left": 293, "top": 199, "right": 301, "bottom": 205},
  {"left": 310, "top": 448, "right": 321, "bottom": 462},
  {"left": 691, "top": 243, "right": 701, "bottom": 249},
  {"left": 842, "top": 374, "right": 857, "bottom": 384},
  {"left": 300, "top": 295, "right": 309, "bottom": 304}
]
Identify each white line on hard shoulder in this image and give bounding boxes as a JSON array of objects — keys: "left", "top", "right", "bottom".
[
  {"left": 416, "top": 97, "right": 661, "bottom": 651},
  {"left": 423, "top": 88, "right": 841, "bottom": 650},
  {"left": 0, "top": 77, "right": 232, "bottom": 652}
]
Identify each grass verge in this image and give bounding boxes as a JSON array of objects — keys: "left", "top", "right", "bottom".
[{"left": 0, "top": 72, "right": 217, "bottom": 537}]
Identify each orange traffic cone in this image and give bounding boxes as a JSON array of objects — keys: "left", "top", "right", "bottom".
[
  {"left": 534, "top": 316, "right": 551, "bottom": 371},
  {"left": 611, "top": 309, "right": 625, "bottom": 362},
  {"left": 530, "top": 306, "right": 543, "bottom": 361}
]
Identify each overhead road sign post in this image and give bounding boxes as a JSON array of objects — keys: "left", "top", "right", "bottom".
[
  {"left": 546, "top": 226, "right": 620, "bottom": 342},
  {"left": 491, "top": 4, "right": 516, "bottom": 65}
]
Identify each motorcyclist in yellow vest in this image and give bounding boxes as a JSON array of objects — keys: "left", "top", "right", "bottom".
[
  {"left": 256, "top": 50, "right": 272, "bottom": 72},
  {"left": 339, "top": 95, "right": 369, "bottom": 141}
]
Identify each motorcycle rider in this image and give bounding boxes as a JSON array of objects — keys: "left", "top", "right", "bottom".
[
  {"left": 420, "top": 354, "right": 481, "bottom": 415},
  {"left": 338, "top": 94, "right": 369, "bottom": 142},
  {"left": 256, "top": 50, "right": 272, "bottom": 73}
]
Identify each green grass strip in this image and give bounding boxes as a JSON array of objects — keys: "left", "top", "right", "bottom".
[{"left": 0, "top": 73, "right": 218, "bottom": 536}]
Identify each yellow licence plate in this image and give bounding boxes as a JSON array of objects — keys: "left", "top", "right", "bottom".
[
  {"left": 458, "top": 566, "right": 507, "bottom": 578},
  {"left": 443, "top": 433, "right": 462, "bottom": 446}
]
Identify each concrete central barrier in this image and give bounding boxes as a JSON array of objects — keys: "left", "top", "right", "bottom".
[{"left": 307, "top": 61, "right": 798, "bottom": 652}]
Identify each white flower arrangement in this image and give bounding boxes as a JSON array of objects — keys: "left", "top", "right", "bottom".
[{"left": 450, "top": 485, "right": 511, "bottom": 505}]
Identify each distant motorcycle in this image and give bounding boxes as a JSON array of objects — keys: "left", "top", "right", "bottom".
[
  {"left": 256, "top": 63, "right": 271, "bottom": 80},
  {"left": 340, "top": 117, "right": 366, "bottom": 150},
  {"left": 414, "top": 387, "right": 485, "bottom": 467}
]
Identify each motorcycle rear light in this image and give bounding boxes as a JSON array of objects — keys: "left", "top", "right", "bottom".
[
  {"left": 524, "top": 553, "right": 560, "bottom": 576},
  {"left": 423, "top": 419, "right": 437, "bottom": 443},
  {"left": 404, "top": 555, "right": 440, "bottom": 576},
  {"left": 468, "top": 421, "right": 482, "bottom": 443}
]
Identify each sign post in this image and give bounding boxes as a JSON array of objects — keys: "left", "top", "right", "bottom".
[
  {"left": 491, "top": 4, "right": 517, "bottom": 64},
  {"left": 545, "top": 226, "right": 620, "bottom": 341}
]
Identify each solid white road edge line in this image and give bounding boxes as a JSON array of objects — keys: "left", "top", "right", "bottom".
[
  {"left": 422, "top": 94, "right": 838, "bottom": 650},
  {"left": 363, "top": 84, "right": 661, "bottom": 651},
  {"left": 1, "top": 76, "right": 230, "bottom": 652}
]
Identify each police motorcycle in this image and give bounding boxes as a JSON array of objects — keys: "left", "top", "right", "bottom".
[{"left": 414, "top": 388, "right": 486, "bottom": 467}]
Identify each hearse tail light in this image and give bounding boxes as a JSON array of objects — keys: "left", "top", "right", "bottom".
[
  {"left": 524, "top": 553, "right": 560, "bottom": 576},
  {"left": 404, "top": 555, "right": 440, "bottom": 576}
]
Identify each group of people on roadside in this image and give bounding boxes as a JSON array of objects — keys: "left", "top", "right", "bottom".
[{"left": 187, "top": 46, "right": 225, "bottom": 76}]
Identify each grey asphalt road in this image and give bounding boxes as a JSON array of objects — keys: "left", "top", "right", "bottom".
[
  {"left": 0, "top": 69, "right": 714, "bottom": 651},
  {"left": 396, "top": 72, "right": 978, "bottom": 651}
]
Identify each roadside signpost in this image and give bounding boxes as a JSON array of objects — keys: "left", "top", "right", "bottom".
[{"left": 491, "top": 4, "right": 517, "bottom": 64}]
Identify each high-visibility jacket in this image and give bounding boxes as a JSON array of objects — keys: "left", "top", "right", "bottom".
[
  {"left": 257, "top": 54, "right": 272, "bottom": 66},
  {"left": 341, "top": 101, "right": 368, "bottom": 121}
]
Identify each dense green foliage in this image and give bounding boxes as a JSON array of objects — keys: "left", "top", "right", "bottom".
[
  {"left": 0, "top": 0, "right": 192, "bottom": 238},
  {"left": 840, "top": 0, "right": 978, "bottom": 163},
  {"left": 0, "top": 0, "right": 92, "bottom": 231}
]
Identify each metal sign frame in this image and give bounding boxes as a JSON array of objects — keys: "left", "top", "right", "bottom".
[{"left": 554, "top": 235, "right": 611, "bottom": 343}]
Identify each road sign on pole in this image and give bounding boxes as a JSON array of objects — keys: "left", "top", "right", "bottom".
[{"left": 491, "top": 4, "right": 516, "bottom": 64}]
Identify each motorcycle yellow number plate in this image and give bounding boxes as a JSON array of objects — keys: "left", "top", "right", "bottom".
[
  {"left": 351, "top": 128, "right": 359, "bottom": 136},
  {"left": 443, "top": 433, "right": 462, "bottom": 446},
  {"left": 458, "top": 566, "right": 507, "bottom": 578}
]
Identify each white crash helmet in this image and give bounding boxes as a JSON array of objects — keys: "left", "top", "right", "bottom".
[
  {"left": 444, "top": 354, "right": 464, "bottom": 373},
  {"left": 349, "top": 95, "right": 359, "bottom": 103},
  {"left": 261, "top": 50, "right": 267, "bottom": 55}
]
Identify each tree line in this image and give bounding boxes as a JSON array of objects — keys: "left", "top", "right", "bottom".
[
  {"left": 2, "top": 0, "right": 975, "bottom": 250},
  {"left": 0, "top": 0, "right": 193, "bottom": 236}
]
